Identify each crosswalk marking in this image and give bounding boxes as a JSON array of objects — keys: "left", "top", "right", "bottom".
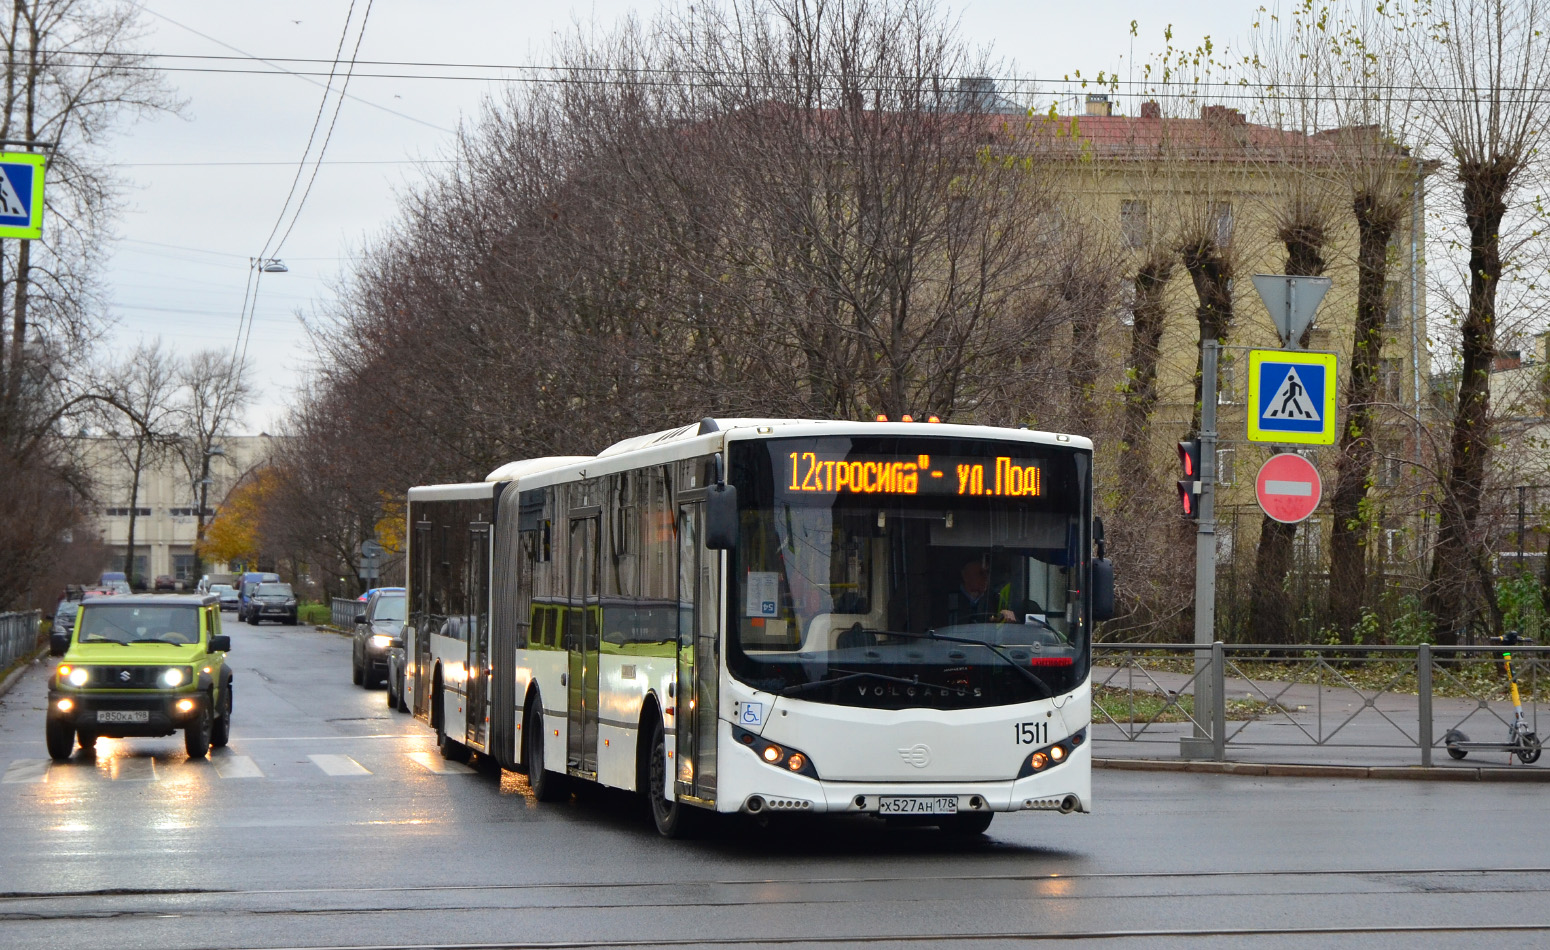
[
  {"left": 3, "top": 749, "right": 480, "bottom": 783},
  {"left": 109, "top": 757, "right": 158, "bottom": 782},
  {"left": 309, "top": 753, "right": 371, "bottom": 776},
  {"left": 406, "top": 751, "right": 475, "bottom": 775},
  {"left": 2, "top": 759, "right": 49, "bottom": 784},
  {"left": 213, "top": 755, "right": 264, "bottom": 779}
]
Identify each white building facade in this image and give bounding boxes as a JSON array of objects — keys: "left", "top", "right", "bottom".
[{"left": 87, "top": 434, "right": 276, "bottom": 586}]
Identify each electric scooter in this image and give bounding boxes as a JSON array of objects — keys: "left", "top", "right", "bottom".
[{"left": 1444, "top": 631, "right": 1542, "bottom": 764}]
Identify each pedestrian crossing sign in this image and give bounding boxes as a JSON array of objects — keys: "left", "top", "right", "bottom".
[
  {"left": 1247, "top": 349, "right": 1338, "bottom": 445},
  {"left": 0, "top": 152, "right": 45, "bottom": 239}
]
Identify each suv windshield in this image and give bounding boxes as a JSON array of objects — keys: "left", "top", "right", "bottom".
[
  {"left": 256, "top": 584, "right": 293, "bottom": 597},
  {"left": 77, "top": 605, "right": 201, "bottom": 645},
  {"left": 371, "top": 595, "right": 406, "bottom": 623},
  {"left": 728, "top": 436, "right": 1091, "bottom": 710}
]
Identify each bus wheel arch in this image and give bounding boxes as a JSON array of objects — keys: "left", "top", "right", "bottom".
[
  {"left": 635, "top": 694, "right": 663, "bottom": 795},
  {"left": 430, "top": 664, "right": 445, "bottom": 733},
  {"left": 523, "top": 689, "right": 567, "bottom": 802},
  {"left": 518, "top": 685, "right": 543, "bottom": 774}
]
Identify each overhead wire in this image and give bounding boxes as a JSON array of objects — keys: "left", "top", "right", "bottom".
[
  {"left": 233, "top": 1, "right": 374, "bottom": 374},
  {"left": 43, "top": 46, "right": 1550, "bottom": 104},
  {"left": 131, "top": 4, "right": 451, "bottom": 133}
]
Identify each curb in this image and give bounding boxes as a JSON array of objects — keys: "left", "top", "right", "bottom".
[
  {"left": 1094, "top": 756, "right": 1550, "bottom": 783},
  {"left": 0, "top": 647, "right": 44, "bottom": 701}
]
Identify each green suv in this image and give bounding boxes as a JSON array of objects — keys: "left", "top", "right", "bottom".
[{"left": 46, "top": 593, "right": 233, "bottom": 761}]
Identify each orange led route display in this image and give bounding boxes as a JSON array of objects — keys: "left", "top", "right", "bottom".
[{"left": 785, "top": 452, "right": 1041, "bottom": 498}]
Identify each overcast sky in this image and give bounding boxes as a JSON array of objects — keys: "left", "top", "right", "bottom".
[{"left": 101, "top": 0, "right": 1250, "bottom": 434}]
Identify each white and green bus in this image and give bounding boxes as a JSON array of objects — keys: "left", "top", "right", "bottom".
[{"left": 404, "top": 418, "right": 1111, "bottom": 836}]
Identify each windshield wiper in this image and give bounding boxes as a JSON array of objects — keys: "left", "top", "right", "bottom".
[
  {"left": 884, "top": 629, "right": 1055, "bottom": 699},
  {"left": 130, "top": 638, "right": 184, "bottom": 645}
]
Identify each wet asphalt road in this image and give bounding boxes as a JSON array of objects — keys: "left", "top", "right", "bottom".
[{"left": 2, "top": 621, "right": 1549, "bottom": 949}]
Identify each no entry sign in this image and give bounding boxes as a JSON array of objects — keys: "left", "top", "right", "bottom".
[{"left": 1255, "top": 453, "right": 1322, "bottom": 524}]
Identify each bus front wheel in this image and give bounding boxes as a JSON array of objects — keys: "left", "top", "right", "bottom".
[{"left": 646, "top": 718, "right": 697, "bottom": 838}]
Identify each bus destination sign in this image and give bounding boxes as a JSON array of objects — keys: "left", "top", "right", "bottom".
[{"left": 785, "top": 452, "right": 1041, "bottom": 498}]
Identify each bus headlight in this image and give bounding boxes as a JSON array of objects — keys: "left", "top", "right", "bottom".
[
  {"left": 1017, "top": 728, "right": 1085, "bottom": 779},
  {"left": 734, "top": 725, "right": 819, "bottom": 778}
]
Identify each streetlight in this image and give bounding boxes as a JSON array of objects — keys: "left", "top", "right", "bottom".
[{"left": 258, "top": 258, "right": 288, "bottom": 273}]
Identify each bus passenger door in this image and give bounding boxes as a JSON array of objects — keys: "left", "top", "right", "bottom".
[
  {"left": 467, "top": 519, "right": 491, "bottom": 749},
  {"left": 676, "top": 501, "right": 718, "bottom": 804},
  {"left": 411, "top": 518, "right": 432, "bottom": 718},
  {"left": 566, "top": 516, "right": 601, "bottom": 776}
]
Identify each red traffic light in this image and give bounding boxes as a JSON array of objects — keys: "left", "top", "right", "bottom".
[
  {"left": 1177, "top": 439, "right": 1200, "bottom": 478},
  {"left": 1177, "top": 439, "right": 1202, "bottom": 519}
]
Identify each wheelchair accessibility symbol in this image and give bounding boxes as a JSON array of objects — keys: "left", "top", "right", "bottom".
[{"left": 739, "top": 702, "right": 764, "bottom": 726}]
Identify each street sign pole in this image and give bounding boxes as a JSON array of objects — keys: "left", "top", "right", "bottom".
[{"left": 1183, "top": 339, "right": 1220, "bottom": 760}]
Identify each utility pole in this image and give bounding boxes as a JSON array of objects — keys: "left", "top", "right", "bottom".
[{"left": 1181, "top": 339, "right": 1219, "bottom": 759}]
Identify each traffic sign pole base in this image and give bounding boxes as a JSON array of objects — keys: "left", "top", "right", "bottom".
[{"left": 1178, "top": 737, "right": 1218, "bottom": 760}]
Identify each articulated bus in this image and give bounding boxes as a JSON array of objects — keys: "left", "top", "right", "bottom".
[{"left": 404, "top": 418, "right": 1112, "bottom": 836}]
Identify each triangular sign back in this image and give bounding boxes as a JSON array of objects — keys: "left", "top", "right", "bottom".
[{"left": 1252, "top": 274, "right": 1332, "bottom": 347}]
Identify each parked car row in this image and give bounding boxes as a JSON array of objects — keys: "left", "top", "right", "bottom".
[{"left": 350, "top": 588, "right": 408, "bottom": 712}]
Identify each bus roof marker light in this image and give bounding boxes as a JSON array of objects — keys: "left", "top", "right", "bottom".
[
  {"left": 901, "top": 414, "right": 914, "bottom": 423},
  {"left": 928, "top": 415, "right": 941, "bottom": 423},
  {"left": 875, "top": 414, "right": 888, "bottom": 422}
]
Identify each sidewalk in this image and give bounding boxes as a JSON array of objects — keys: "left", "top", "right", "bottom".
[{"left": 1091, "top": 665, "right": 1550, "bottom": 782}]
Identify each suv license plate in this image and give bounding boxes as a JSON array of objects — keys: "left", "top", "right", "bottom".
[
  {"left": 97, "top": 710, "right": 149, "bottom": 723},
  {"left": 879, "top": 796, "right": 957, "bottom": 815}
]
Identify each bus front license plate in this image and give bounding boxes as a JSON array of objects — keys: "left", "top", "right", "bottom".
[{"left": 879, "top": 796, "right": 957, "bottom": 815}]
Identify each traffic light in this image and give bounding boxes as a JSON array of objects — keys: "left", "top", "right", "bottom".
[{"left": 1177, "top": 439, "right": 1202, "bottom": 519}]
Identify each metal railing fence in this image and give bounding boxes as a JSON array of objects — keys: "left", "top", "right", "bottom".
[
  {"left": 1092, "top": 642, "right": 1548, "bottom": 767},
  {"left": 330, "top": 597, "right": 360, "bottom": 631},
  {"left": 0, "top": 610, "right": 42, "bottom": 671}
]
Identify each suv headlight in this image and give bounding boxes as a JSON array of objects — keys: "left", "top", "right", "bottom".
[
  {"left": 369, "top": 634, "right": 393, "bottom": 648},
  {"left": 161, "top": 667, "right": 186, "bottom": 687},
  {"left": 65, "top": 666, "right": 89, "bottom": 687}
]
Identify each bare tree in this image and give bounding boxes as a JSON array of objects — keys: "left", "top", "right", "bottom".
[
  {"left": 0, "top": 0, "right": 178, "bottom": 608},
  {"left": 1408, "top": 0, "right": 1550, "bottom": 641},
  {"left": 94, "top": 340, "right": 179, "bottom": 589},
  {"left": 0, "top": 0, "right": 180, "bottom": 455},
  {"left": 174, "top": 351, "right": 251, "bottom": 582}
]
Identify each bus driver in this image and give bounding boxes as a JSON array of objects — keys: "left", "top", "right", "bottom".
[{"left": 942, "top": 560, "right": 1021, "bottom": 625}]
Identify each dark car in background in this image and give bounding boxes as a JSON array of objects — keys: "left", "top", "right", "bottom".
[
  {"left": 210, "top": 584, "right": 240, "bottom": 611},
  {"left": 246, "top": 582, "right": 298, "bottom": 625},
  {"left": 51, "top": 600, "right": 79, "bottom": 637},
  {"left": 236, "top": 572, "right": 281, "bottom": 622},
  {"left": 352, "top": 588, "right": 405, "bottom": 691}
]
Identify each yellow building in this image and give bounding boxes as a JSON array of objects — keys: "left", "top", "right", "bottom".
[{"left": 1045, "top": 96, "right": 1433, "bottom": 614}]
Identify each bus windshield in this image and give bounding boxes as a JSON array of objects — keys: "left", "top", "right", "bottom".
[{"left": 728, "top": 435, "right": 1091, "bottom": 709}]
